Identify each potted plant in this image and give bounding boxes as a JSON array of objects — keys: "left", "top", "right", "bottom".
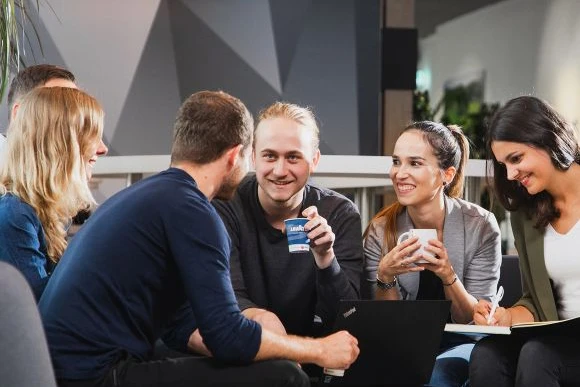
[
  {"left": 413, "top": 88, "right": 500, "bottom": 159},
  {"left": 0, "top": 0, "right": 45, "bottom": 102}
]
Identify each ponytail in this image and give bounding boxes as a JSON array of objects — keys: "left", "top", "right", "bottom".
[{"left": 446, "top": 125, "right": 470, "bottom": 198}]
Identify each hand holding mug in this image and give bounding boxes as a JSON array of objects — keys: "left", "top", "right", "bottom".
[
  {"left": 414, "top": 238, "right": 455, "bottom": 283},
  {"left": 397, "top": 229, "right": 437, "bottom": 263},
  {"left": 377, "top": 235, "right": 425, "bottom": 281}
]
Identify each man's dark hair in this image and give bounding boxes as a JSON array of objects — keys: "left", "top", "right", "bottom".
[
  {"left": 171, "top": 91, "right": 253, "bottom": 165},
  {"left": 7, "top": 64, "right": 75, "bottom": 107}
]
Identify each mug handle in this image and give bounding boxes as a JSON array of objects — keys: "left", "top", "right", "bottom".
[{"left": 397, "top": 231, "right": 412, "bottom": 245}]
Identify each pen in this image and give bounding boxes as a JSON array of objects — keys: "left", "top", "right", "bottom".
[{"left": 487, "top": 285, "right": 504, "bottom": 324}]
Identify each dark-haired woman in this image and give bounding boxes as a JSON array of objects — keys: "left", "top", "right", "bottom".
[
  {"left": 470, "top": 96, "right": 580, "bottom": 387},
  {"left": 364, "top": 121, "right": 502, "bottom": 386}
]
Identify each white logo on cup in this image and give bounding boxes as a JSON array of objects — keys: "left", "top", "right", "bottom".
[
  {"left": 397, "top": 228, "right": 437, "bottom": 264},
  {"left": 284, "top": 218, "right": 310, "bottom": 253}
]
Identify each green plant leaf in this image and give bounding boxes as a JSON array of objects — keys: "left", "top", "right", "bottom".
[{"left": 0, "top": 0, "right": 47, "bottom": 104}]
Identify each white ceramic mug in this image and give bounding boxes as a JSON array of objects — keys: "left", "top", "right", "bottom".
[{"left": 397, "top": 228, "right": 437, "bottom": 264}]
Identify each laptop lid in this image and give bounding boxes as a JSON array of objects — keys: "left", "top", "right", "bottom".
[{"left": 320, "top": 300, "right": 451, "bottom": 386}]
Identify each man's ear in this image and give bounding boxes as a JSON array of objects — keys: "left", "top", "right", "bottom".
[
  {"left": 225, "top": 144, "right": 243, "bottom": 171},
  {"left": 10, "top": 103, "right": 19, "bottom": 122},
  {"left": 309, "top": 149, "right": 321, "bottom": 173}
]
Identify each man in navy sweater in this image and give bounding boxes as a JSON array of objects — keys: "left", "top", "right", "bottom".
[{"left": 39, "top": 91, "right": 359, "bottom": 387}]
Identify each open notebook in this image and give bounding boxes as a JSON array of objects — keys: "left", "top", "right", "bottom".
[{"left": 445, "top": 315, "right": 580, "bottom": 337}]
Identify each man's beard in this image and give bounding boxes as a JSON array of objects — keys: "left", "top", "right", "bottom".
[{"left": 215, "top": 164, "right": 245, "bottom": 200}]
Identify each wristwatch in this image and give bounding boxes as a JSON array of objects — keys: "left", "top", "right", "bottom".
[{"left": 376, "top": 274, "right": 397, "bottom": 290}]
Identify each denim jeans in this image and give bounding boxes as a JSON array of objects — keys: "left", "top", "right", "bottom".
[{"left": 428, "top": 332, "right": 475, "bottom": 387}]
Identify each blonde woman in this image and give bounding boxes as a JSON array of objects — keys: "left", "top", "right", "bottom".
[{"left": 0, "top": 87, "right": 107, "bottom": 300}]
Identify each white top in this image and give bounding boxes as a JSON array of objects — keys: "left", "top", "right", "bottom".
[{"left": 544, "top": 220, "right": 580, "bottom": 319}]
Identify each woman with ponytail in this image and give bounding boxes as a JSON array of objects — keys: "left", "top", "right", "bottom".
[
  {"left": 0, "top": 87, "right": 107, "bottom": 300},
  {"left": 363, "top": 121, "right": 501, "bottom": 386},
  {"left": 470, "top": 96, "right": 580, "bottom": 387}
]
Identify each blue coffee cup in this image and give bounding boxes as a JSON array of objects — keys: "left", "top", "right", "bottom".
[{"left": 284, "top": 218, "right": 310, "bottom": 253}]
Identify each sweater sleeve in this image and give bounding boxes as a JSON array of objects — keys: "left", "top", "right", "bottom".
[
  {"left": 362, "top": 217, "right": 412, "bottom": 300},
  {"left": 0, "top": 199, "right": 49, "bottom": 301},
  {"left": 212, "top": 199, "right": 257, "bottom": 311},
  {"left": 315, "top": 200, "right": 363, "bottom": 325},
  {"left": 160, "top": 303, "right": 198, "bottom": 353},
  {"left": 164, "top": 198, "right": 261, "bottom": 363},
  {"left": 362, "top": 219, "right": 384, "bottom": 300}
]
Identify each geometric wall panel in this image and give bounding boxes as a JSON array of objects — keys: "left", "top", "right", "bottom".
[
  {"left": 111, "top": 0, "right": 181, "bottom": 156},
  {"left": 182, "top": 0, "right": 282, "bottom": 93},
  {"left": 8, "top": 0, "right": 381, "bottom": 156}
]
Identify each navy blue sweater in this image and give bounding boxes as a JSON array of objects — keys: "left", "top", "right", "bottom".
[{"left": 39, "top": 168, "right": 261, "bottom": 380}]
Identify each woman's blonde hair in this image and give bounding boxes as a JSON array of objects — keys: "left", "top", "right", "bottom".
[{"left": 0, "top": 87, "right": 104, "bottom": 262}]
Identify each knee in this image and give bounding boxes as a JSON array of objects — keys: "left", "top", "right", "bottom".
[
  {"left": 470, "top": 339, "right": 500, "bottom": 371},
  {"left": 469, "top": 339, "right": 505, "bottom": 385},
  {"left": 518, "top": 338, "right": 557, "bottom": 370}
]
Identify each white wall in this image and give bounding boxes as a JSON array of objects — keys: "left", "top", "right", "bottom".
[
  {"left": 419, "top": 0, "right": 580, "bottom": 125},
  {"left": 535, "top": 0, "right": 580, "bottom": 123}
]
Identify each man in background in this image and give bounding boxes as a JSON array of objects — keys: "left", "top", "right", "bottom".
[
  {"left": 7, "top": 64, "right": 77, "bottom": 119},
  {"left": 1, "top": 64, "right": 81, "bottom": 158}
]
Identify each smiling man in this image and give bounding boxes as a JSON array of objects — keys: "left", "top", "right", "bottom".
[{"left": 211, "top": 102, "right": 363, "bottom": 341}]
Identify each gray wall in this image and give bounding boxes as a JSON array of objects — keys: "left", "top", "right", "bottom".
[{"left": 5, "top": 0, "right": 381, "bottom": 156}]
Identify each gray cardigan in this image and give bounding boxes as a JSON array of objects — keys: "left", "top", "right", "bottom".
[{"left": 363, "top": 196, "right": 502, "bottom": 301}]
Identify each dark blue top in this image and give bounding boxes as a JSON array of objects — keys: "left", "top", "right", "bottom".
[
  {"left": 0, "top": 193, "right": 53, "bottom": 300},
  {"left": 39, "top": 168, "right": 261, "bottom": 380}
]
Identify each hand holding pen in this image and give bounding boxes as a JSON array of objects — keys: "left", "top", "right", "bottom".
[
  {"left": 487, "top": 286, "right": 504, "bottom": 324},
  {"left": 473, "top": 285, "right": 512, "bottom": 326}
]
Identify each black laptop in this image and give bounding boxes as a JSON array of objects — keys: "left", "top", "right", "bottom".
[{"left": 320, "top": 300, "right": 451, "bottom": 386}]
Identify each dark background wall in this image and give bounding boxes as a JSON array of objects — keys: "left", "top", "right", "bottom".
[{"left": 5, "top": 0, "right": 381, "bottom": 156}]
